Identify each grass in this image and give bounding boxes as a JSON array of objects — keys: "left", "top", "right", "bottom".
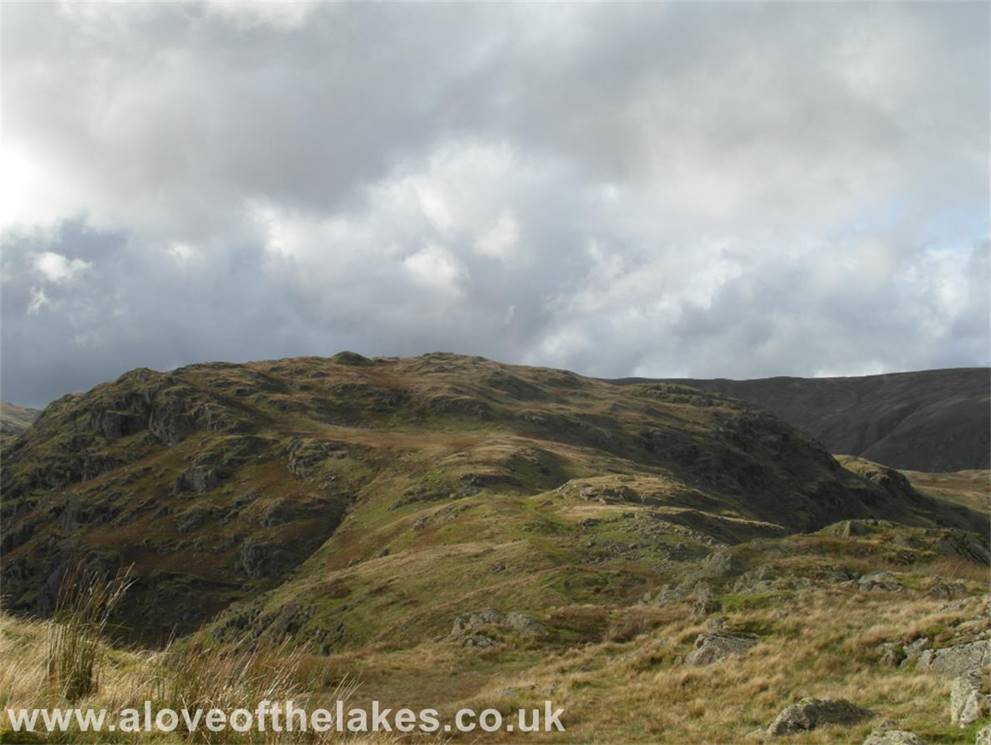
[
  {"left": 2, "top": 534, "right": 989, "bottom": 743},
  {"left": 1, "top": 611, "right": 390, "bottom": 745},
  {"left": 3, "top": 354, "right": 989, "bottom": 743},
  {"left": 45, "top": 567, "right": 132, "bottom": 703}
]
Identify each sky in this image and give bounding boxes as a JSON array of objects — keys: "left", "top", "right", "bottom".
[{"left": 1, "top": 1, "right": 989, "bottom": 407}]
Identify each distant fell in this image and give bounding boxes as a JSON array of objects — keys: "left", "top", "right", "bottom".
[
  {"left": 1, "top": 401, "right": 40, "bottom": 434},
  {"left": 638, "top": 368, "right": 989, "bottom": 472}
]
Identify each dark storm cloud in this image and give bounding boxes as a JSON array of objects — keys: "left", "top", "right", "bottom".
[{"left": 1, "top": 1, "right": 988, "bottom": 406}]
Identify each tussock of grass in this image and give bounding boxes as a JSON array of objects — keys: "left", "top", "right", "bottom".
[{"left": 45, "top": 567, "right": 132, "bottom": 703}]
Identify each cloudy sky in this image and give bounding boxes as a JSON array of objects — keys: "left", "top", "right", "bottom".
[{"left": 2, "top": 1, "right": 988, "bottom": 406}]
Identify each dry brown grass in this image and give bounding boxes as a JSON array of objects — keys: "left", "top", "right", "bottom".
[
  {"left": 442, "top": 590, "right": 987, "bottom": 743},
  {"left": 45, "top": 566, "right": 132, "bottom": 702},
  {"left": 0, "top": 612, "right": 393, "bottom": 744},
  {"left": 925, "top": 556, "right": 991, "bottom": 584},
  {"left": 2, "top": 572, "right": 987, "bottom": 743}
]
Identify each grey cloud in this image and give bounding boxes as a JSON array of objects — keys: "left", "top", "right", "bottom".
[{"left": 1, "top": 1, "right": 988, "bottom": 406}]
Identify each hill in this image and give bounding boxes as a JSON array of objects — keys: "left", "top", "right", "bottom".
[
  {"left": 1, "top": 353, "right": 983, "bottom": 646},
  {"left": 0, "top": 400, "right": 40, "bottom": 447},
  {"left": 0, "top": 353, "right": 988, "bottom": 743},
  {"left": 642, "top": 369, "right": 990, "bottom": 472}
]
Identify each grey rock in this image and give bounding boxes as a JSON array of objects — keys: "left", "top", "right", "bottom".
[
  {"left": 902, "top": 638, "right": 932, "bottom": 666},
  {"left": 239, "top": 537, "right": 293, "bottom": 579},
  {"left": 449, "top": 609, "right": 545, "bottom": 640},
  {"left": 926, "top": 579, "right": 969, "bottom": 600},
  {"left": 686, "top": 632, "right": 758, "bottom": 666},
  {"left": 858, "top": 571, "right": 903, "bottom": 592},
  {"left": 94, "top": 409, "right": 146, "bottom": 439},
  {"left": 917, "top": 640, "right": 991, "bottom": 677},
  {"left": 767, "top": 698, "right": 874, "bottom": 735},
  {"left": 698, "top": 548, "right": 744, "bottom": 578},
  {"left": 862, "top": 728, "right": 926, "bottom": 745},
  {"left": 879, "top": 637, "right": 930, "bottom": 668},
  {"left": 462, "top": 634, "right": 498, "bottom": 649},
  {"left": 951, "top": 674, "right": 989, "bottom": 726},
  {"left": 830, "top": 519, "right": 888, "bottom": 537},
  {"left": 878, "top": 642, "right": 905, "bottom": 667},
  {"left": 690, "top": 583, "right": 721, "bottom": 618},
  {"left": 286, "top": 437, "right": 343, "bottom": 479},
  {"left": 976, "top": 724, "right": 991, "bottom": 745},
  {"left": 173, "top": 466, "right": 222, "bottom": 494}
]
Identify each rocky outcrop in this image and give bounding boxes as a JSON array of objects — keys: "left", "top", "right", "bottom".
[
  {"left": 239, "top": 537, "right": 297, "bottom": 579},
  {"left": 878, "top": 637, "right": 930, "bottom": 668},
  {"left": 173, "top": 466, "right": 223, "bottom": 494},
  {"left": 862, "top": 728, "right": 926, "bottom": 745},
  {"left": 917, "top": 640, "right": 990, "bottom": 677},
  {"left": 690, "top": 583, "right": 721, "bottom": 618},
  {"left": 926, "top": 579, "right": 969, "bottom": 600},
  {"left": 697, "top": 548, "right": 745, "bottom": 578},
  {"left": 686, "top": 632, "right": 757, "bottom": 666},
  {"left": 448, "top": 609, "right": 545, "bottom": 647},
  {"left": 950, "top": 674, "right": 990, "bottom": 727},
  {"left": 767, "top": 698, "right": 873, "bottom": 736},
  {"left": 858, "top": 571, "right": 903, "bottom": 592}
]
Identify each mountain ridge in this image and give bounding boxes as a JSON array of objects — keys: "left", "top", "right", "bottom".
[
  {"left": 609, "top": 367, "right": 989, "bottom": 472},
  {"left": 1, "top": 353, "right": 984, "bottom": 648}
]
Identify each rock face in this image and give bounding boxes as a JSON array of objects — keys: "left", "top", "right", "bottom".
[
  {"left": 686, "top": 632, "right": 758, "bottom": 666},
  {"left": 767, "top": 698, "right": 874, "bottom": 736},
  {"left": 173, "top": 466, "right": 223, "bottom": 494},
  {"left": 690, "top": 583, "right": 721, "bottom": 618},
  {"left": 858, "top": 571, "right": 903, "bottom": 592},
  {"left": 917, "top": 640, "right": 991, "bottom": 677},
  {"left": 879, "top": 637, "right": 930, "bottom": 668},
  {"left": 448, "top": 609, "right": 545, "bottom": 646},
  {"left": 862, "top": 729, "right": 926, "bottom": 745},
  {"left": 950, "top": 674, "right": 990, "bottom": 726}
]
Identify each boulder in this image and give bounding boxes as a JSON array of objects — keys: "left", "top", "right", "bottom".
[
  {"left": 950, "top": 674, "right": 989, "bottom": 726},
  {"left": 173, "top": 466, "right": 223, "bottom": 494},
  {"left": 878, "top": 637, "right": 930, "bottom": 668},
  {"left": 858, "top": 571, "right": 903, "bottom": 592},
  {"left": 917, "top": 640, "right": 991, "bottom": 677},
  {"left": 686, "top": 632, "right": 758, "bottom": 666},
  {"left": 862, "top": 728, "right": 926, "bottom": 745},
  {"left": 976, "top": 725, "right": 991, "bottom": 745},
  {"left": 462, "top": 634, "right": 498, "bottom": 649},
  {"left": 690, "top": 583, "right": 721, "bottom": 618},
  {"left": 901, "top": 638, "right": 932, "bottom": 667},
  {"left": 926, "top": 579, "right": 968, "bottom": 600},
  {"left": 767, "top": 698, "right": 873, "bottom": 735},
  {"left": 449, "top": 609, "right": 545, "bottom": 640},
  {"left": 698, "top": 548, "right": 744, "bottom": 578}
]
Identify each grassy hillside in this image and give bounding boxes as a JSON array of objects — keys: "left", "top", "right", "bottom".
[
  {"left": 647, "top": 368, "right": 990, "bottom": 472},
  {"left": 3, "top": 354, "right": 982, "bottom": 645},
  {"left": 1, "top": 401, "right": 40, "bottom": 448},
  {"left": 2, "top": 518, "right": 987, "bottom": 743},
  {"left": 1, "top": 353, "right": 987, "bottom": 743}
]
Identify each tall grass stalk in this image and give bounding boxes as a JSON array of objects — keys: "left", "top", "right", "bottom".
[
  {"left": 151, "top": 636, "right": 357, "bottom": 743},
  {"left": 45, "top": 565, "right": 132, "bottom": 702}
]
